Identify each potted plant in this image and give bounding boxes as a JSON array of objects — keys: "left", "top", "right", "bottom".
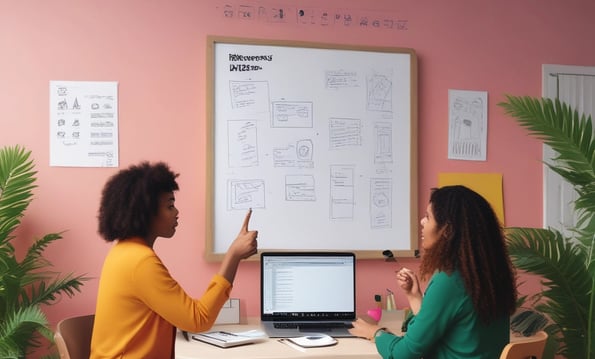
[
  {"left": 498, "top": 95, "right": 595, "bottom": 359},
  {"left": 0, "top": 145, "right": 87, "bottom": 358}
]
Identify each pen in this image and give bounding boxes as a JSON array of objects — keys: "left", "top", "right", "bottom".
[{"left": 182, "top": 331, "right": 190, "bottom": 342}]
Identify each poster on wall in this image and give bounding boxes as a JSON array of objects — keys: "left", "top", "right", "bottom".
[
  {"left": 49, "top": 80, "right": 119, "bottom": 167},
  {"left": 447, "top": 89, "right": 488, "bottom": 161}
]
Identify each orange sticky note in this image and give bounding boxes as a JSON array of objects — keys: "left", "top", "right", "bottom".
[{"left": 438, "top": 173, "right": 505, "bottom": 225}]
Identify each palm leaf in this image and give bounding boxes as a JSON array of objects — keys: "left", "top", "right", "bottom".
[
  {"left": 0, "top": 145, "right": 88, "bottom": 357},
  {"left": 0, "top": 305, "right": 48, "bottom": 358},
  {"left": 0, "top": 146, "right": 36, "bottom": 247},
  {"left": 576, "top": 213, "right": 595, "bottom": 274},
  {"left": 498, "top": 95, "right": 595, "bottom": 188},
  {"left": 14, "top": 234, "right": 62, "bottom": 282},
  {"left": 576, "top": 183, "right": 595, "bottom": 218},
  {"left": 506, "top": 227, "right": 592, "bottom": 358},
  {"left": 2, "top": 233, "right": 88, "bottom": 310},
  {"left": 21, "top": 275, "right": 88, "bottom": 308},
  {"left": 500, "top": 95, "right": 595, "bottom": 358}
]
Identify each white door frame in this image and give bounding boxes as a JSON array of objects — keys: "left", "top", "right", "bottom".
[{"left": 542, "top": 64, "right": 595, "bottom": 232}]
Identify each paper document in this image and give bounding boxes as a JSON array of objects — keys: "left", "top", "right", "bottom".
[{"left": 192, "top": 330, "right": 266, "bottom": 348}]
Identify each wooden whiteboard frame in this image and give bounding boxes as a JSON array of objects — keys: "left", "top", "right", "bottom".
[{"left": 205, "top": 36, "right": 418, "bottom": 261}]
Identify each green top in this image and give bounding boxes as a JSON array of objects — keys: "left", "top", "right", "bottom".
[{"left": 376, "top": 271, "right": 509, "bottom": 359}]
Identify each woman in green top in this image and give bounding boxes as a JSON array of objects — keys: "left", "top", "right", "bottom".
[{"left": 349, "top": 185, "right": 517, "bottom": 358}]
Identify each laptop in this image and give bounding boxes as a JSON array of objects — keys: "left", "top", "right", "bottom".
[{"left": 260, "top": 252, "right": 356, "bottom": 338}]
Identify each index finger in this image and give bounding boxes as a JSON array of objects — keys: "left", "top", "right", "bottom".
[{"left": 241, "top": 208, "right": 252, "bottom": 232}]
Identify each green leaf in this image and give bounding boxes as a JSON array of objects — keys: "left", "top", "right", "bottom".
[
  {"left": 499, "top": 95, "right": 595, "bottom": 359},
  {"left": 0, "top": 145, "right": 88, "bottom": 357},
  {"left": 498, "top": 95, "right": 595, "bottom": 188}
]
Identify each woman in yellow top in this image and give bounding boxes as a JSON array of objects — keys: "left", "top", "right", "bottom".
[{"left": 90, "top": 162, "right": 258, "bottom": 359}]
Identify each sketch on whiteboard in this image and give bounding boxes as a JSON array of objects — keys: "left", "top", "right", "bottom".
[
  {"left": 271, "top": 101, "right": 313, "bottom": 128},
  {"left": 448, "top": 89, "right": 487, "bottom": 161},
  {"left": 227, "top": 179, "right": 265, "bottom": 210},
  {"left": 325, "top": 70, "right": 360, "bottom": 90},
  {"left": 227, "top": 120, "right": 258, "bottom": 168},
  {"left": 285, "top": 175, "right": 316, "bottom": 201},
  {"left": 229, "top": 81, "right": 270, "bottom": 113},
  {"left": 329, "top": 118, "right": 362, "bottom": 149},
  {"left": 370, "top": 178, "right": 392, "bottom": 229},
  {"left": 210, "top": 39, "right": 415, "bottom": 254},
  {"left": 367, "top": 72, "right": 393, "bottom": 112},
  {"left": 330, "top": 165, "right": 355, "bottom": 220},
  {"left": 374, "top": 122, "right": 393, "bottom": 164},
  {"left": 273, "top": 139, "right": 314, "bottom": 168}
]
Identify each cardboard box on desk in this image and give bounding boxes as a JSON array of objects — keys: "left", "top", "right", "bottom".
[{"left": 214, "top": 298, "right": 240, "bottom": 324}]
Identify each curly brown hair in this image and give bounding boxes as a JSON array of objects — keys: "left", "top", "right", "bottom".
[
  {"left": 418, "top": 185, "right": 517, "bottom": 324},
  {"left": 98, "top": 161, "right": 179, "bottom": 241}
]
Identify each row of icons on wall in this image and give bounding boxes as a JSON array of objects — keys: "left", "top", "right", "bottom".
[{"left": 217, "top": 3, "right": 409, "bottom": 31}]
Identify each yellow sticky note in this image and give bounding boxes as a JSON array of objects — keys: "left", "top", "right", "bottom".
[{"left": 437, "top": 173, "right": 505, "bottom": 225}]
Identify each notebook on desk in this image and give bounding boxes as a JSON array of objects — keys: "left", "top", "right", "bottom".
[{"left": 260, "top": 252, "right": 356, "bottom": 338}]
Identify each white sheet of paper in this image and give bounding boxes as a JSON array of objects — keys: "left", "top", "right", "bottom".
[
  {"left": 49, "top": 80, "right": 119, "bottom": 167},
  {"left": 448, "top": 89, "right": 488, "bottom": 161}
]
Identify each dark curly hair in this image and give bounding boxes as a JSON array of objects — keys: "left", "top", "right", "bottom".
[
  {"left": 98, "top": 161, "right": 179, "bottom": 241},
  {"left": 418, "top": 185, "right": 517, "bottom": 324}
]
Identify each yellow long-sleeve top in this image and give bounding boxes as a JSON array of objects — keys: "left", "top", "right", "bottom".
[{"left": 90, "top": 237, "right": 231, "bottom": 359}]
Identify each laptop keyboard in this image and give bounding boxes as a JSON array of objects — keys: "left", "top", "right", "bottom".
[{"left": 274, "top": 322, "right": 353, "bottom": 329}]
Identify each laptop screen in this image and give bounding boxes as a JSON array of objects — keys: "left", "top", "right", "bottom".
[{"left": 260, "top": 252, "right": 356, "bottom": 321}]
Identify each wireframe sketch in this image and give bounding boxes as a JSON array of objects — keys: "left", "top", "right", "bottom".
[
  {"left": 367, "top": 71, "right": 393, "bottom": 112},
  {"left": 448, "top": 90, "right": 487, "bottom": 161},
  {"left": 329, "top": 118, "right": 361, "bottom": 149},
  {"left": 227, "top": 120, "right": 258, "bottom": 168},
  {"left": 229, "top": 81, "right": 270, "bottom": 113},
  {"left": 227, "top": 179, "right": 265, "bottom": 210},
  {"left": 329, "top": 165, "right": 354, "bottom": 220},
  {"left": 325, "top": 70, "right": 360, "bottom": 90},
  {"left": 273, "top": 139, "right": 314, "bottom": 168},
  {"left": 271, "top": 101, "right": 313, "bottom": 128},
  {"left": 370, "top": 178, "right": 392, "bottom": 229},
  {"left": 285, "top": 175, "right": 316, "bottom": 201},
  {"left": 374, "top": 122, "right": 393, "bottom": 164}
]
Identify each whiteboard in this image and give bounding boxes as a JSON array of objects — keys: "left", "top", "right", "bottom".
[{"left": 205, "top": 36, "right": 418, "bottom": 261}]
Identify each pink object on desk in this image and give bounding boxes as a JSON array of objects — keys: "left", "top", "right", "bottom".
[{"left": 366, "top": 307, "right": 382, "bottom": 322}]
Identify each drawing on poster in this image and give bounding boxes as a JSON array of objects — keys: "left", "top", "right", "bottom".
[
  {"left": 448, "top": 89, "right": 488, "bottom": 161},
  {"left": 49, "top": 81, "right": 119, "bottom": 167}
]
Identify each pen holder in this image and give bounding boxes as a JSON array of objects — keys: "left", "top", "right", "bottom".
[{"left": 386, "top": 292, "right": 396, "bottom": 311}]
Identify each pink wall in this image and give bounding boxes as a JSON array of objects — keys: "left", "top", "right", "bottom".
[{"left": 1, "top": 0, "right": 594, "bottom": 334}]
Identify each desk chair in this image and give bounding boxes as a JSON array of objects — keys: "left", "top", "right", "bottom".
[
  {"left": 499, "top": 331, "right": 548, "bottom": 359},
  {"left": 54, "top": 314, "right": 95, "bottom": 359}
]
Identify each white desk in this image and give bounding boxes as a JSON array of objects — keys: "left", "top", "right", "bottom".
[
  {"left": 175, "top": 311, "right": 404, "bottom": 359},
  {"left": 175, "top": 311, "right": 540, "bottom": 359}
]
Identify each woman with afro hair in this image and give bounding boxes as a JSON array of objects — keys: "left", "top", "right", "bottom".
[{"left": 90, "top": 162, "right": 258, "bottom": 358}]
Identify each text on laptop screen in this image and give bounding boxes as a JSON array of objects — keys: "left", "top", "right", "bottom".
[{"left": 261, "top": 253, "right": 355, "bottom": 317}]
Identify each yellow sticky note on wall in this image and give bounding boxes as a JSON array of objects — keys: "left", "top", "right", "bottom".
[{"left": 438, "top": 173, "right": 505, "bottom": 225}]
